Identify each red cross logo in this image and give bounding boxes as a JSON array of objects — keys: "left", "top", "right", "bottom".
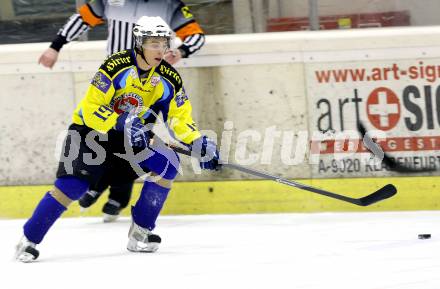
[{"left": 366, "top": 87, "right": 401, "bottom": 131}]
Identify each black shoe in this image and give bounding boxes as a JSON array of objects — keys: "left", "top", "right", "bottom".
[
  {"left": 78, "top": 190, "right": 102, "bottom": 209},
  {"left": 102, "top": 199, "right": 122, "bottom": 222}
]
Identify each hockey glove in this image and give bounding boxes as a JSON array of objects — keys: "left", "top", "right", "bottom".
[
  {"left": 114, "top": 112, "right": 149, "bottom": 148},
  {"left": 191, "top": 136, "right": 221, "bottom": 171}
]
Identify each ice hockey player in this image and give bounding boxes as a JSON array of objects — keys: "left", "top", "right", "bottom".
[
  {"left": 38, "top": 0, "right": 207, "bottom": 221},
  {"left": 15, "top": 16, "right": 220, "bottom": 262}
]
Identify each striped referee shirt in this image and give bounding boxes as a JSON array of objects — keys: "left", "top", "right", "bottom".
[{"left": 50, "top": 0, "right": 205, "bottom": 57}]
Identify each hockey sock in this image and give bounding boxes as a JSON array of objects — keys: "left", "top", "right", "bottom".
[
  {"left": 23, "top": 192, "right": 66, "bottom": 244},
  {"left": 132, "top": 181, "right": 170, "bottom": 231},
  {"left": 23, "top": 176, "right": 89, "bottom": 244}
]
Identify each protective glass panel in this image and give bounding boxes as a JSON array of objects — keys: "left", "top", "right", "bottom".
[
  {"left": 1, "top": 0, "right": 438, "bottom": 44},
  {"left": 265, "top": 0, "right": 440, "bottom": 33}
]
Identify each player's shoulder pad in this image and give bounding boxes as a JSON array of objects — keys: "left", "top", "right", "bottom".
[
  {"left": 157, "top": 60, "right": 183, "bottom": 91},
  {"left": 100, "top": 49, "right": 135, "bottom": 78}
]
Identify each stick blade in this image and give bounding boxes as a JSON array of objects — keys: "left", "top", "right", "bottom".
[
  {"left": 358, "top": 184, "right": 397, "bottom": 206},
  {"left": 358, "top": 122, "right": 435, "bottom": 173}
]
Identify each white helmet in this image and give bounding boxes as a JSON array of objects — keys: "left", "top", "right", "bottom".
[{"left": 133, "top": 16, "right": 173, "bottom": 51}]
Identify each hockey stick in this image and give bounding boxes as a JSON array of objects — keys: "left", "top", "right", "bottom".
[
  {"left": 170, "top": 145, "right": 397, "bottom": 206},
  {"left": 358, "top": 122, "right": 436, "bottom": 173}
]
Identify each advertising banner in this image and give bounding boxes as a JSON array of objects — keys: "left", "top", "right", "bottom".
[{"left": 306, "top": 58, "right": 440, "bottom": 177}]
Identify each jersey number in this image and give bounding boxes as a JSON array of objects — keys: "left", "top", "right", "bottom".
[
  {"left": 187, "top": 123, "right": 197, "bottom": 131},
  {"left": 93, "top": 105, "right": 114, "bottom": 121}
]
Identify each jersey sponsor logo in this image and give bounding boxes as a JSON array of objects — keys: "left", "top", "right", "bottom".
[
  {"left": 131, "top": 83, "right": 151, "bottom": 93},
  {"left": 181, "top": 6, "right": 193, "bottom": 19},
  {"left": 106, "top": 56, "right": 131, "bottom": 71},
  {"left": 151, "top": 76, "right": 160, "bottom": 87},
  {"left": 91, "top": 72, "right": 111, "bottom": 93},
  {"left": 175, "top": 88, "right": 188, "bottom": 107},
  {"left": 159, "top": 65, "right": 182, "bottom": 85},
  {"left": 110, "top": 92, "right": 144, "bottom": 114},
  {"left": 129, "top": 68, "right": 138, "bottom": 79}
]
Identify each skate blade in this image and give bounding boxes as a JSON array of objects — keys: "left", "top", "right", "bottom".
[
  {"left": 103, "top": 213, "right": 119, "bottom": 223},
  {"left": 127, "top": 240, "right": 159, "bottom": 253},
  {"left": 17, "top": 252, "right": 36, "bottom": 263},
  {"left": 127, "top": 245, "right": 159, "bottom": 253}
]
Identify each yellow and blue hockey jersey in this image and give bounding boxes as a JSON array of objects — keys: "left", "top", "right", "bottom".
[{"left": 72, "top": 49, "right": 201, "bottom": 145}]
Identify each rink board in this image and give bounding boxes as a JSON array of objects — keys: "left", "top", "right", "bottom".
[
  {"left": 4, "top": 28, "right": 440, "bottom": 186},
  {"left": 1, "top": 176, "right": 439, "bottom": 218}
]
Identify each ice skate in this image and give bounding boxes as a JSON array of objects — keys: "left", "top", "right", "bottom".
[
  {"left": 15, "top": 236, "right": 39, "bottom": 263},
  {"left": 102, "top": 199, "right": 122, "bottom": 222},
  {"left": 127, "top": 221, "right": 161, "bottom": 253}
]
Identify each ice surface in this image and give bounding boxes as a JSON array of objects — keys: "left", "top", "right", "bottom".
[{"left": 1, "top": 211, "right": 440, "bottom": 289}]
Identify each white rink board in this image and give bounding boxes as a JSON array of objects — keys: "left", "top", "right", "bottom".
[
  {"left": 3, "top": 27, "right": 440, "bottom": 184},
  {"left": 1, "top": 212, "right": 440, "bottom": 289}
]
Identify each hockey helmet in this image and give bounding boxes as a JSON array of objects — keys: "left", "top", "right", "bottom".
[{"left": 133, "top": 16, "right": 173, "bottom": 51}]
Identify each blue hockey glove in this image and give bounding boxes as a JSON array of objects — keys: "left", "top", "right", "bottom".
[
  {"left": 191, "top": 136, "right": 221, "bottom": 171},
  {"left": 114, "top": 112, "right": 149, "bottom": 148}
]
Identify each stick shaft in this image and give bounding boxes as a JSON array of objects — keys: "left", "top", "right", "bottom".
[
  {"left": 223, "top": 163, "right": 359, "bottom": 203},
  {"left": 170, "top": 145, "right": 396, "bottom": 206}
]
